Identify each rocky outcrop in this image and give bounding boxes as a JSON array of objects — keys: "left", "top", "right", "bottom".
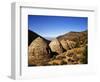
[
  {"left": 28, "top": 30, "right": 88, "bottom": 66},
  {"left": 60, "top": 39, "right": 77, "bottom": 51},
  {"left": 28, "top": 37, "right": 50, "bottom": 66},
  {"left": 57, "top": 30, "right": 87, "bottom": 46},
  {"left": 62, "top": 46, "right": 87, "bottom": 64},
  {"left": 49, "top": 39, "right": 63, "bottom": 54},
  {"left": 48, "top": 46, "right": 87, "bottom": 65}
]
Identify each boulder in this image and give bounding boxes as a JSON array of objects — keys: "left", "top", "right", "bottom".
[
  {"left": 28, "top": 37, "right": 50, "bottom": 66},
  {"left": 49, "top": 39, "right": 63, "bottom": 54}
]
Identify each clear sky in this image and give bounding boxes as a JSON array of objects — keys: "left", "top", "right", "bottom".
[{"left": 28, "top": 15, "right": 88, "bottom": 38}]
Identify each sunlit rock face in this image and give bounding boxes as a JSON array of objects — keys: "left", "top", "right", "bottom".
[
  {"left": 60, "top": 39, "right": 77, "bottom": 51},
  {"left": 49, "top": 39, "right": 63, "bottom": 55},
  {"left": 28, "top": 37, "right": 50, "bottom": 66}
]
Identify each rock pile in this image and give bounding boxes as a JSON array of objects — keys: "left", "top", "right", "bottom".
[{"left": 28, "top": 30, "right": 88, "bottom": 66}]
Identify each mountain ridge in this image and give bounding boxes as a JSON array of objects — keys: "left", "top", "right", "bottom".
[{"left": 28, "top": 29, "right": 50, "bottom": 46}]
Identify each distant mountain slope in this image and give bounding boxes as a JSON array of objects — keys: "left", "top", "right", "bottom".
[{"left": 28, "top": 29, "right": 50, "bottom": 46}]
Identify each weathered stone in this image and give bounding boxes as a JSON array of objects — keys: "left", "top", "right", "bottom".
[
  {"left": 28, "top": 37, "right": 50, "bottom": 66},
  {"left": 48, "top": 59, "right": 63, "bottom": 65},
  {"left": 60, "top": 39, "right": 76, "bottom": 51},
  {"left": 62, "top": 47, "right": 86, "bottom": 64},
  {"left": 56, "top": 54, "right": 66, "bottom": 59},
  {"left": 49, "top": 39, "right": 63, "bottom": 54},
  {"left": 57, "top": 30, "right": 87, "bottom": 46}
]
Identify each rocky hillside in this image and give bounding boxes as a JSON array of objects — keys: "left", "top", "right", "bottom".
[
  {"left": 57, "top": 30, "right": 87, "bottom": 47},
  {"left": 28, "top": 30, "right": 88, "bottom": 66}
]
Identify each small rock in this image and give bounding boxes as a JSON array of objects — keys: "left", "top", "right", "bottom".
[{"left": 48, "top": 59, "right": 63, "bottom": 65}]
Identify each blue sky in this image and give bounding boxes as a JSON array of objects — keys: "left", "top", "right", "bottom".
[{"left": 28, "top": 15, "right": 88, "bottom": 38}]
